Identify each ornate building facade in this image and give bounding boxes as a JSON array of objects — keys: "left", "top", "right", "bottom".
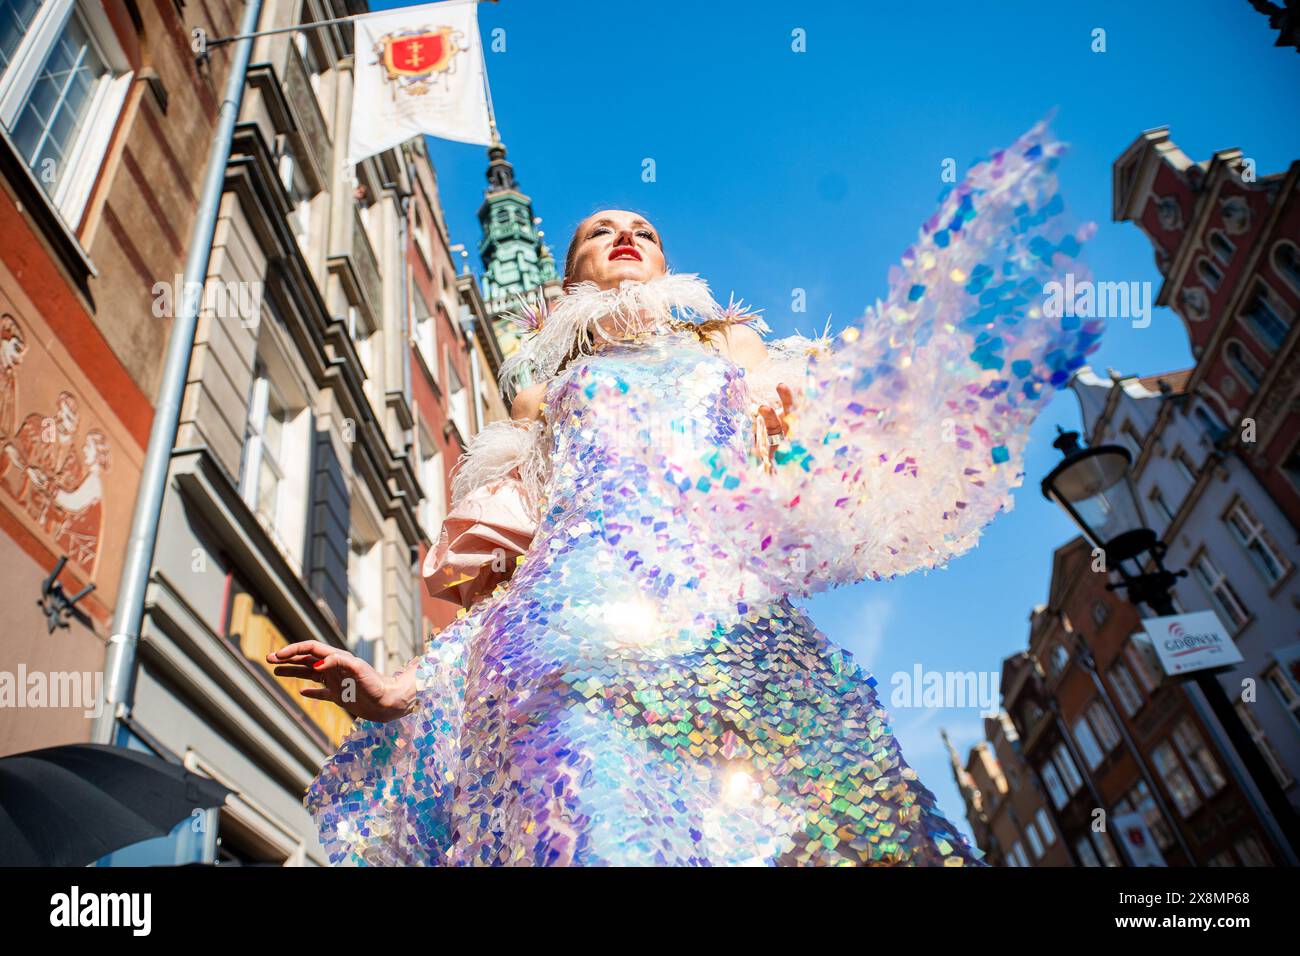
[
  {"left": 983, "top": 129, "right": 1299, "bottom": 867},
  {"left": 945, "top": 715, "right": 1071, "bottom": 867},
  {"left": 2, "top": 0, "right": 507, "bottom": 866},
  {"left": 1003, "top": 537, "right": 1284, "bottom": 866},
  {"left": 0, "top": 0, "right": 237, "bottom": 755}
]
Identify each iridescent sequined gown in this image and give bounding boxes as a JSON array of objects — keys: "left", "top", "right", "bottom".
[
  {"left": 306, "top": 120, "right": 1099, "bottom": 866},
  {"left": 313, "top": 329, "right": 979, "bottom": 865}
]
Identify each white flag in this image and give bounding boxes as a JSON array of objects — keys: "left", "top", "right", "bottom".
[{"left": 347, "top": 0, "right": 492, "bottom": 165}]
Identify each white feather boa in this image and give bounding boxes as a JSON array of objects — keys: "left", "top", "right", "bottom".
[{"left": 499, "top": 272, "right": 766, "bottom": 393}]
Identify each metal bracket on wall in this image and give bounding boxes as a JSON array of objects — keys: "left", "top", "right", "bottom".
[{"left": 38, "top": 555, "right": 96, "bottom": 634}]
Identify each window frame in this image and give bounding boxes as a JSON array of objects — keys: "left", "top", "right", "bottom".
[
  {"left": 1151, "top": 739, "right": 1202, "bottom": 818},
  {"left": 1171, "top": 717, "right": 1227, "bottom": 799},
  {"left": 1234, "top": 698, "right": 1294, "bottom": 788},
  {"left": 1223, "top": 498, "right": 1290, "bottom": 588},
  {"left": 1272, "top": 239, "right": 1300, "bottom": 298},
  {"left": 1191, "top": 549, "right": 1250, "bottom": 633},
  {"left": 0, "top": 0, "right": 132, "bottom": 225},
  {"left": 1071, "top": 714, "right": 1105, "bottom": 771},
  {"left": 1051, "top": 741, "right": 1084, "bottom": 796},
  {"left": 1264, "top": 665, "right": 1300, "bottom": 731},
  {"left": 1108, "top": 660, "right": 1145, "bottom": 717},
  {"left": 1239, "top": 278, "right": 1293, "bottom": 354},
  {"left": 239, "top": 314, "right": 312, "bottom": 569}
]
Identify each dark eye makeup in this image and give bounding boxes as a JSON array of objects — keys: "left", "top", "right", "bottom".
[{"left": 585, "top": 225, "right": 659, "bottom": 245}]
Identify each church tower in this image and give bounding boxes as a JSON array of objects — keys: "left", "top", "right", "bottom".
[{"left": 476, "top": 139, "right": 562, "bottom": 363}]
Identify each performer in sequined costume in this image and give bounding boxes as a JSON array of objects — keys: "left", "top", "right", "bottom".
[{"left": 273, "top": 120, "right": 1101, "bottom": 866}]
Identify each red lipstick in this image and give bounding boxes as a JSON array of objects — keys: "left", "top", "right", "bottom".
[{"left": 609, "top": 245, "right": 642, "bottom": 261}]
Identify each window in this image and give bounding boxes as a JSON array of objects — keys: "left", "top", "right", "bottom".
[
  {"left": 1192, "top": 551, "right": 1250, "bottom": 632},
  {"left": 1225, "top": 500, "right": 1289, "bottom": 587},
  {"left": 1208, "top": 230, "right": 1235, "bottom": 266},
  {"left": 1234, "top": 834, "right": 1270, "bottom": 867},
  {"left": 1086, "top": 700, "right": 1122, "bottom": 753},
  {"left": 293, "top": 30, "right": 325, "bottom": 99},
  {"left": 1123, "top": 636, "right": 1161, "bottom": 694},
  {"left": 1115, "top": 779, "right": 1175, "bottom": 850},
  {"left": 1193, "top": 404, "right": 1229, "bottom": 444},
  {"left": 1285, "top": 442, "right": 1300, "bottom": 495},
  {"left": 1273, "top": 240, "right": 1300, "bottom": 296},
  {"left": 244, "top": 372, "right": 288, "bottom": 530},
  {"left": 1051, "top": 742, "right": 1084, "bottom": 795},
  {"left": 1040, "top": 760, "right": 1069, "bottom": 810},
  {"left": 1151, "top": 740, "right": 1201, "bottom": 817},
  {"left": 1089, "top": 600, "right": 1108, "bottom": 628},
  {"left": 347, "top": 304, "right": 379, "bottom": 409},
  {"left": 417, "top": 426, "right": 445, "bottom": 537},
  {"left": 278, "top": 147, "right": 312, "bottom": 250},
  {"left": 1196, "top": 257, "right": 1222, "bottom": 293},
  {"left": 347, "top": 499, "right": 384, "bottom": 649},
  {"left": 1073, "top": 835, "right": 1102, "bottom": 867},
  {"left": 1009, "top": 840, "right": 1029, "bottom": 867},
  {"left": 240, "top": 341, "right": 310, "bottom": 568},
  {"left": 1048, "top": 643, "right": 1071, "bottom": 678},
  {"left": 411, "top": 199, "right": 434, "bottom": 268},
  {"left": 1172, "top": 718, "right": 1226, "bottom": 799},
  {"left": 1265, "top": 665, "right": 1300, "bottom": 731},
  {"left": 412, "top": 280, "right": 436, "bottom": 382},
  {"left": 1118, "top": 420, "right": 1143, "bottom": 459},
  {"left": 1072, "top": 715, "right": 1105, "bottom": 770},
  {"left": 1172, "top": 446, "right": 1198, "bottom": 486},
  {"left": 446, "top": 351, "right": 470, "bottom": 438},
  {"left": 1024, "top": 821, "right": 1043, "bottom": 859},
  {"left": 1240, "top": 281, "right": 1292, "bottom": 353},
  {"left": 1092, "top": 830, "right": 1121, "bottom": 867},
  {"left": 1225, "top": 340, "right": 1263, "bottom": 392},
  {"left": 0, "top": 0, "right": 131, "bottom": 223},
  {"left": 1034, "top": 807, "right": 1056, "bottom": 846},
  {"left": 1234, "top": 699, "right": 1294, "bottom": 788},
  {"left": 1108, "top": 660, "right": 1145, "bottom": 717},
  {"left": 1148, "top": 486, "right": 1175, "bottom": 535}
]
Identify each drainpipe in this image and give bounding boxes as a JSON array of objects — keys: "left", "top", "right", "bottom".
[{"left": 93, "top": 0, "right": 265, "bottom": 744}]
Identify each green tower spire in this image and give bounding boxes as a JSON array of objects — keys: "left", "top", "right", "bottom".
[{"left": 477, "top": 140, "right": 559, "bottom": 316}]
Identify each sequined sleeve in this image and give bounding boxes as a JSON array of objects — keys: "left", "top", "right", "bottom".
[{"left": 656, "top": 119, "right": 1103, "bottom": 599}]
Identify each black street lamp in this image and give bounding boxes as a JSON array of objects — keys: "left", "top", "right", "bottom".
[{"left": 1042, "top": 427, "right": 1300, "bottom": 864}]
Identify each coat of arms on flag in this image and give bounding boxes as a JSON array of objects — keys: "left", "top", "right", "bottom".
[
  {"left": 348, "top": 1, "right": 493, "bottom": 164},
  {"left": 377, "top": 26, "right": 462, "bottom": 94}
]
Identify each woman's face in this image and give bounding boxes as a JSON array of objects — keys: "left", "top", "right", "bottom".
[{"left": 565, "top": 210, "right": 666, "bottom": 290}]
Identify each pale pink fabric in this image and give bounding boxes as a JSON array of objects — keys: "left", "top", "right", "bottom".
[{"left": 422, "top": 473, "right": 537, "bottom": 609}]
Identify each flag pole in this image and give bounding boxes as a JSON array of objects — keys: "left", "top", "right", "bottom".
[
  {"left": 481, "top": 17, "right": 499, "bottom": 142},
  {"left": 204, "top": 0, "right": 497, "bottom": 51}
]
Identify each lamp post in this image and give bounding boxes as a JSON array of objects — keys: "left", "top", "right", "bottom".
[{"left": 1042, "top": 428, "right": 1300, "bottom": 863}]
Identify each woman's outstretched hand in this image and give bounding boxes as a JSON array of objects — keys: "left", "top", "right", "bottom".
[
  {"left": 755, "top": 382, "right": 795, "bottom": 467},
  {"left": 266, "top": 641, "right": 414, "bottom": 723}
]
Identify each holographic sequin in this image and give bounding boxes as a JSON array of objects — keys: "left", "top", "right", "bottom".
[
  {"left": 305, "top": 331, "right": 981, "bottom": 866},
  {"left": 305, "top": 119, "right": 1095, "bottom": 867}
]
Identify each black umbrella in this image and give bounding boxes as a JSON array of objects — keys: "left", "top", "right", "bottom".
[{"left": 0, "top": 743, "right": 233, "bottom": 867}]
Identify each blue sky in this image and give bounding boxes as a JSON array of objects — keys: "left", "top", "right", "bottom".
[{"left": 377, "top": 0, "right": 1300, "bottom": 845}]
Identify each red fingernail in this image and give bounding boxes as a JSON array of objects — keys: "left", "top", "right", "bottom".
[{"left": 313, "top": 660, "right": 325, "bottom": 669}]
